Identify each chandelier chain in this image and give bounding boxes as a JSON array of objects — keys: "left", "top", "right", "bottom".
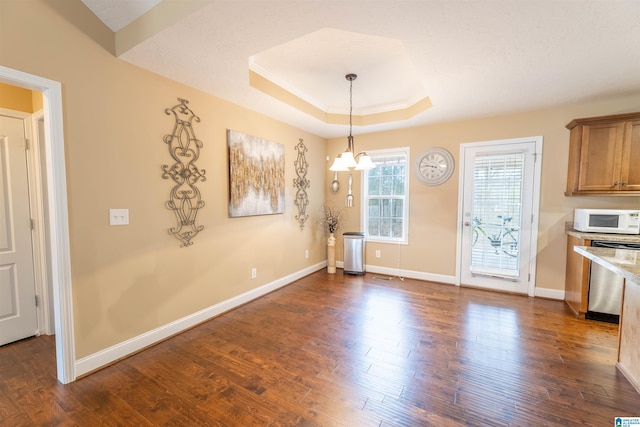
[{"left": 349, "top": 76, "right": 353, "bottom": 138}]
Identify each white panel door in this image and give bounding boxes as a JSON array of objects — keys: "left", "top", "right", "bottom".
[{"left": 0, "top": 114, "right": 37, "bottom": 345}]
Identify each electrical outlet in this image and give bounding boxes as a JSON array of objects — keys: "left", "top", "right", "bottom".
[
  {"left": 375, "top": 250, "right": 381, "bottom": 258},
  {"left": 109, "top": 209, "right": 129, "bottom": 226},
  {"left": 251, "top": 268, "right": 257, "bottom": 279},
  {"left": 305, "top": 250, "right": 309, "bottom": 259}
]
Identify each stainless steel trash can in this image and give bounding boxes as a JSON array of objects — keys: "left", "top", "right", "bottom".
[{"left": 343, "top": 232, "right": 365, "bottom": 275}]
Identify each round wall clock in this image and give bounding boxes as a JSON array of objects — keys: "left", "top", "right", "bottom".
[{"left": 415, "top": 147, "right": 455, "bottom": 186}]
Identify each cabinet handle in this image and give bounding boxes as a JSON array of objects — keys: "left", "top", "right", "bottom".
[
  {"left": 621, "top": 182, "right": 628, "bottom": 186},
  {"left": 613, "top": 181, "right": 620, "bottom": 187}
]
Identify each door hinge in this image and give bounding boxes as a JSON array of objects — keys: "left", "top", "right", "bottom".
[
  {"left": 31, "top": 218, "right": 35, "bottom": 230},
  {"left": 531, "top": 214, "right": 534, "bottom": 223},
  {"left": 25, "top": 138, "right": 30, "bottom": 151},
  {"left": 528, "top": 273, "right": 531, "bottom": 282},
  {"left": 35, "top": 295, "right": 39, "bottom": 307}
]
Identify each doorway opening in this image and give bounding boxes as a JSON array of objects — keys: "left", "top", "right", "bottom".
[{"left": 0, "top": 66, "right": 75, "bottom": 383}]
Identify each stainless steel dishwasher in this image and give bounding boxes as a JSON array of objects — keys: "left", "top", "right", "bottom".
[{"left": 586, "top": 240, "right": 640, "bottom": 324}]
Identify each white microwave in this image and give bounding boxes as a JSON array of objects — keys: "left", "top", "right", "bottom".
[{"left": 574, "top": 209, "right": 640, "bottom": 234}]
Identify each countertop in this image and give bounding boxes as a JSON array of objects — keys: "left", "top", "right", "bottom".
[
  {"left": 566, "top": 229, "right": 640, "bottom": 243},
  {"left": 573, "top": 246, "right": 640, "bottom": 284}
]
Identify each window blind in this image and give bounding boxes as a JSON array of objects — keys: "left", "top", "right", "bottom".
[{"left": 470, "top": 152, "right": 524, "bottom": 275}]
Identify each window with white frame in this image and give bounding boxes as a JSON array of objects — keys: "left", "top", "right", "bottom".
[{"left": 362, "top": 148, "right": 409, "bottom": 243}]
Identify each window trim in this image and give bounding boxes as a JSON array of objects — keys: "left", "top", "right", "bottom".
[{"left": 361, "top": 147, "right": 410, "bottom": 244}]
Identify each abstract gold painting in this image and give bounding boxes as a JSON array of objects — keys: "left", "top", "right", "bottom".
[{"left": 227, "top": 130, "right": 285, "bottom": 217}]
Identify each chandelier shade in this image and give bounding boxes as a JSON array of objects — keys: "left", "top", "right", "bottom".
[
  {"left": 354, "top": 153, "right": 375, "bottom": 170},
  {"left": 329, "top": 156, "right": 348, "bottom": 171}
]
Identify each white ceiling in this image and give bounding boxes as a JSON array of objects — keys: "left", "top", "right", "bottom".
[{"left": 81, "top": 0, "right": 640, "bottom": 138}]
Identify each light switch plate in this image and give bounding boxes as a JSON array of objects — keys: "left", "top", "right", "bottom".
[{"left": 109, "top": 209, "right": 129, "bottom": 226}]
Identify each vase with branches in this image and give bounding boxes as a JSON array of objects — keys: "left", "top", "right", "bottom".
[
  {"left": 319, "top": 204, "right": 343, "bottom": 234},
  {"left": 319, "top": 205, "right": 343, "bottom": 274}
]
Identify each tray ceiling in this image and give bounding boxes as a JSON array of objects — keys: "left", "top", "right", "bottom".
[{"left": 80, "top": 0, "right": 640, "bottom": 138}]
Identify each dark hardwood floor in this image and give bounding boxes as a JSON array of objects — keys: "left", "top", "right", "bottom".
[{"left": 1, "top": 270, "right": 639, "bottom": 426}]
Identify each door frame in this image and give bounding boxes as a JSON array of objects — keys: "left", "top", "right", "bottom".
[
  {"left": 30, "top": 109, "right": 55, "bottom": 335},
  {"left": 455, "top": 136, "right": 543, "bottom": 297},
  {"left": 0, "top": 66, "right": 75, "bottom": 383}
]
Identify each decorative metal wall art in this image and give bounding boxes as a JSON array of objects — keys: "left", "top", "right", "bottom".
[
  {"left": 227, "top": 130, "right": 285, "bottom": 217},
  {"left": 161, "top": 98, "right": 206, "bottom": 247},
  {"left": 293, "top": 139, "right": 310, "bottom": 230}
]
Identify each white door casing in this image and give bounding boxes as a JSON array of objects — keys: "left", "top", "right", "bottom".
[
  {"left": 456, "top": 136, "right": 542, "bottom": 296},
  {"left": 0, "top": 114, "right": 38, "bottom": 345}
]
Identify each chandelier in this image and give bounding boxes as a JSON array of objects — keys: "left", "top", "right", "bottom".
[{"left": 329, "top": 74, "right": 375, "bottom": 171}]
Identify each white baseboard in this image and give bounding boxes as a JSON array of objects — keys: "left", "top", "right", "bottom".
[
  {"left": 365, "top": 264, "right": 457, "bottom": 284},
  {"left": 335, "top": 261, "right": 456, "bottom": 285},
  {"left": 75, "top": 261, "right": 327, "bottom": 378},
  {"left": 340, "top": 261, "right": 563, "bottom": 300},
  {"left": 534, "top": 286, "right": 565, "bottom": 300}
]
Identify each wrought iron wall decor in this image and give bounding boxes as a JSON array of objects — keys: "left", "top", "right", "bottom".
[
  {"left": 161, "top": 98, "right": 206, "bottom": 247},
  {"left": 293, "top": 139, "right": 310, "bottom": 230}
]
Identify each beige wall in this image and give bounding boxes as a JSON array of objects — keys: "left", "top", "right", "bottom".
[
  {"left": 0, "top": 82, "right": 42, "bottom": 112},
  {"left": 1, "top": 0, "right": 327, "bottom": 358},
  {"left": 327, "top": 93, "right": 640, "bottom": 291}
]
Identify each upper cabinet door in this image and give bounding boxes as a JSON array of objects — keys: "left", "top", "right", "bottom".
[
  {"left": 577, "top": 121, "right": 625, "bottom": 192},
  {"left": 620, "top": 119, "right": 640, "bottom": 191}
]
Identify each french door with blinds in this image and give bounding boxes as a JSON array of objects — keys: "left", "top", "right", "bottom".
[{"left": 458, "top": 137, "right": 542, "bottom": 295}]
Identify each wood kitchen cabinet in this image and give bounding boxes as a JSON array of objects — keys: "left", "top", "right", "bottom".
[
  {"left": 565, "top": 234, "right": 591, "bottom": 317},
  {"left": 565, "top": 112, "right": 640, "bottom": 196}
]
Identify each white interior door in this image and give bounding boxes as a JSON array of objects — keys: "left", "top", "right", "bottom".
[
  {"left": 0, "top": 114, "right": 38, "bottom": 345},
  {"left": 458, "top": 137, "right": 542, "bottom": 295}
]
